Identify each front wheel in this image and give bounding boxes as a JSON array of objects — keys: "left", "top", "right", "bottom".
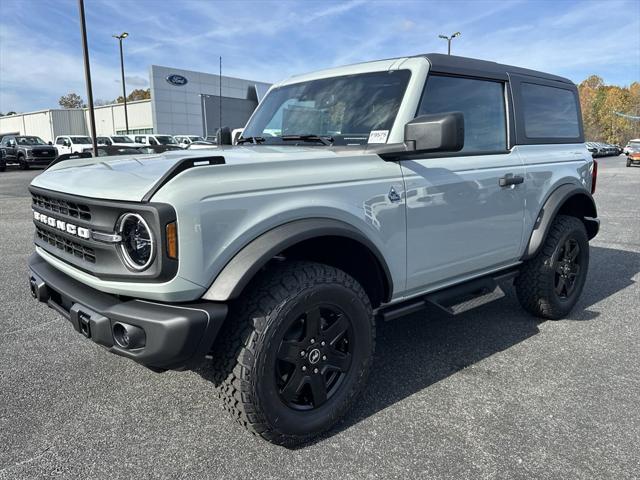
[
  {"left": 209, "top": 261, "right": 375, "bottom": 445},
  {"left": 515, "top": 215, "right": 589, "bottom": 319},
  {"left": 18, "top": 156, "right": 29, "bottom": 170}
]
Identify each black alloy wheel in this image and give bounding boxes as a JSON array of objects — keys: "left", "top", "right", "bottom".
[
  {"left": 276, "top": 304, "right": 353, "bottom": 410},
  {"left": 553, "top": 238, "right": 581, "bottom": 299}
]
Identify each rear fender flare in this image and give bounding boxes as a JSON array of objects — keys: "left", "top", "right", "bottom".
[{"left": 523, "top": 184, "right": 598, "bottom": 259}]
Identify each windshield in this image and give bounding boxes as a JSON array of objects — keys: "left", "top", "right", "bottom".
[
  {"left": 111, "top": 136, "right": 134, "bottom": 143},
  {"left": 155, "top": 135, "right": 177, "bottom": 145},
  {"left": 629, "top": 141, "right": 640, "bottom": 148},
  {"left": 189, "top": 136, "right": 204, "bottom": 141},
  {"left": 242, "top": 70, "right": 411, "bottom": 146},
  {"left": 16, "top": 136, "right": 46, "bottom": 145},
  {"left": 71, "top": 136, "right": 92, "bottom": 144}
]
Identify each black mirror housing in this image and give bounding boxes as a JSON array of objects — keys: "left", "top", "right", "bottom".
[
  {"left": 217, "top": 126, "right": 233, "bottom": 146},
  {"left": 404, "top": 112, "right": 464, "bottom": 153}
]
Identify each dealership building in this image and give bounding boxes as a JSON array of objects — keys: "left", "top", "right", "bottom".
[{"left": 0, "top": 65, "right": 271, "bottom": 143}]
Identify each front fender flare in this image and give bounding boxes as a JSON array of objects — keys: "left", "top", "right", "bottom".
[
  {"left": 202, "top": 218, "right": 393, "bottom": 302},
  {"left": 523, "top": 184, "right": 598, "bottom": 260}
]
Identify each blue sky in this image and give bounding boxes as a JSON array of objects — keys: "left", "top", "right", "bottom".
[{"left": 1, "top": 0, "right": 639, "bottom": 113}]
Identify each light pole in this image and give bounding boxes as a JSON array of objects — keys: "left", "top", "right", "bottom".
[
  {"left": 78, "top": 0, "right": 98, "bottom": 157},
  {"left": 113, "top": 32, "right": 129, "bottom": 134},
  {"left": 438, "top": 32, "right": 461, "bottom": 55}
]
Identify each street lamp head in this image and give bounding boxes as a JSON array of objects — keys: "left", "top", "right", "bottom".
[
  {"left": 438, "top": 34, "right": 448, "bottom": 40},
  {"left": 452, "top": 31, "right": 461, "bottom": 38},
  {"left": 113, "top": 32, "right": 129, "bottom": 39}
]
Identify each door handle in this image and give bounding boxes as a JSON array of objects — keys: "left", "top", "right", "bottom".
[{"left": 499, "top": 174, "right": 524, "bottom": 187}]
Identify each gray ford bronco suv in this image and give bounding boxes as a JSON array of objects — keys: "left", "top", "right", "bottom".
[{"left": 28, "top": 54, "right": 598, "bottom": 445}]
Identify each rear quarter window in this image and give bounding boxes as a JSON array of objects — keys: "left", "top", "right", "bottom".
[{"left": 521, "top": 83, "right": 580, "bottom": 139}]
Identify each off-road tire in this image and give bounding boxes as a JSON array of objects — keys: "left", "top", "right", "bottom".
[
  {"left": 209, "top": 261, "right": 375, "bottom": 446},
  {"left": 515, "top": 215, "right": 589, "bottom": 320}
]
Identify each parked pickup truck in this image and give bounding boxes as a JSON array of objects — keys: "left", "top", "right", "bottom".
[
  {"left": 27, "top": 53, "right": 598, "bottom": 446},
  {"left": 54, "top": 135, "right": 93, "bottom": 155},
  {"left": 0, "top": 135, "right": 57, "bottom": 169}
]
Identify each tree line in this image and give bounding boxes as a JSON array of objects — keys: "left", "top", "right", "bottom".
[
  {"left": 56, "top": 88, "right": 151, "bottom": 109},
  {"left": 578, "top": 76, "right": 639, "bottom": 145}
]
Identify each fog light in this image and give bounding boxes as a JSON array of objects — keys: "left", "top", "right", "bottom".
[{"left": 112, "top": 322, "right": 146, "bottom": 349}]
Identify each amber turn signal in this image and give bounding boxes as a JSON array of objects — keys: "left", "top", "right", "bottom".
[{"left": 166, "top": 222, "right": 178, "bottom": 259}]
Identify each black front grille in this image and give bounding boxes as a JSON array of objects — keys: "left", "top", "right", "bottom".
[
  {"left": 32, "top": 193, "right": 91, "bottom": 221},
  {"left": 32, "top": 149, "right": 56, "bottom": 157},
  {"left": 36, "top": 225, "right": 95, "bottom": 264}
]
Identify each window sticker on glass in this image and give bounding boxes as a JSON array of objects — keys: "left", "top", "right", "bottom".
[{"left": 368, "top": 130, "right": 389, "bottom": 144}]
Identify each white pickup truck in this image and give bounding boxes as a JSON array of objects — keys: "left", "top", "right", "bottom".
[{"left": 54, "top": 135, "right": 93, "bottom": 155}]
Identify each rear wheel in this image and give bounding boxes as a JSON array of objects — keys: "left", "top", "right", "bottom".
[
  {"left": 515, "top": 215, "right": 589, "bottom": 319},
  {"left": 209, "top": 261, "right": 375, "bottom": 445}
]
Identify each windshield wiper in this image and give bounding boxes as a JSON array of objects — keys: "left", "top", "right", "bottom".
[
  {"left": 237, "top": 136, "right": 266, "bottom": 145},
  {"left": 279, "top": 134, "right": 334, "bottom": 146}
]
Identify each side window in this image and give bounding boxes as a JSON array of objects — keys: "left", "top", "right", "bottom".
[
  {"left": 149, "top": 137, "right": 158, "bottom": 145},
  {"left": 135, "top": 136, "right": 143, "bottom": 143},
  {"left": 417, "top": 75, "right": 507, "bottom": 153},
  {"left": 520, "top": 83, "right": 580, "bottom": 139}
]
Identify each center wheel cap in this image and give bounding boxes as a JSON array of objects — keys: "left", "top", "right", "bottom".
[{"left": 308, "top": 348, "right": 321, "bottom": 364}]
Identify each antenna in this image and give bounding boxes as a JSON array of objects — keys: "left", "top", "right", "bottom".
[{"left": 219, "top": 56, "right": 222, "bottom": 135}]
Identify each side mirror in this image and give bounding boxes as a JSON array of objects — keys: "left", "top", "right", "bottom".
[
  {"left": 217, "top": 126, "right": 233, "bottom": 146},
  {"left": 404, "top": 112, "right": 464, "bottom": 153},
  {"left": 48, "top": 141, "right": 53, "bottom": 145}
]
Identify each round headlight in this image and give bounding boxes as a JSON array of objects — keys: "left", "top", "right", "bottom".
[{"left": 117, "top": 213, "right": 154, "bottom": 271}]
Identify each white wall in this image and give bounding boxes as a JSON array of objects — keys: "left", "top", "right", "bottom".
[
  {"left": 84, "top": 100, "right": 152, "bottom": 136},
  {"left": 0, "top": 109, "right": 87, "bottom": 143}
]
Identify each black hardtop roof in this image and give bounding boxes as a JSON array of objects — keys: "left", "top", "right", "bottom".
[{"left": 419, "top": 53, "right": 574, "bottom": 85}]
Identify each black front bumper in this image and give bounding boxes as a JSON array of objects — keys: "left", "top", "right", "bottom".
[
  {"left": 27, "top": 156, "right": 55, "bottom": 166},
  {"left": 28, "top": 253, "right": 227, "bottom": 370}
]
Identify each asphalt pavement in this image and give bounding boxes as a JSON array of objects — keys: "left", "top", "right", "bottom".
[{"left": 0, "top": 155, "right": 638, "bottom": 479}]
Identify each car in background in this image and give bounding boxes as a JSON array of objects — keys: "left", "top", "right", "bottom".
[
  {"left": 623, "top": 139, "right": 640, "bottom": 155},
  {"left": 204, "top": 135, "right": 218, "bottom": 144},
  {"left": 0, "top": 135, "right": 58, "bottom": 169},
  {"left": 96, "top": 135, "right": 145, "bottom": 147},
  {"left": 627, "top": 151, "right": 640, "bottom": 167},
  {"left": 174, "top": 135, "right": 205, "bottom": 148},
  {"left": 132, "top": 134, "right": 179, "bottom": 147},
  {"left": 586, "top": 142, "right": 599, "bottom": 156},
  {"left": 54, "top": 135, "right": 93, "bottom": 155}
]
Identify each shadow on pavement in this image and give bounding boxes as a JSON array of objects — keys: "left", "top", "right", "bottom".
[{"left": 196, "top": 245, "right": 639, "bottom": 448}]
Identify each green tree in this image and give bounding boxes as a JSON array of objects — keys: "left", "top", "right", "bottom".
[
  {"left": 578, "top": 76, "right": 639, "bottom": 145},
  {"left": 116, "top": 88, "right": 151, "bottom": 103},
  {"left": 58, "top": 92, "right": 86, "bottom": 109}
]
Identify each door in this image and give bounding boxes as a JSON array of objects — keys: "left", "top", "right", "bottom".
[
  {"left": 2, "top": 137, "right": 17, "bottom": 161},
  {"left": 56, "top": 137, "right": 70, "bottom": 155},
  {"left": 402, "top": 74, "right": 525, "bottom": 292}
]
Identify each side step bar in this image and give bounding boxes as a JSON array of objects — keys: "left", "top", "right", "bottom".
[{"left": 379, "top": 268, "right": 519, "bottom": 322}]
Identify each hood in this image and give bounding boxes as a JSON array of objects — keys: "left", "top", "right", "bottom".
[{"left": 29, "top": 146, "right": 357, "bottom": 202}]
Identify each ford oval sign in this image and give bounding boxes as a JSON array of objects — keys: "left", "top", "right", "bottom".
[{"left": 166, "top": 74, "right": 188, "bottom": 86}]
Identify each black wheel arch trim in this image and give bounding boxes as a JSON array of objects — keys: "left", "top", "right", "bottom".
[
  {"left": 523, "top": 184, "right": 598, "bottom": 260},
  {"left": 202, "top": 218, "right": 393, "bottom": 302}
]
